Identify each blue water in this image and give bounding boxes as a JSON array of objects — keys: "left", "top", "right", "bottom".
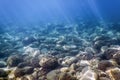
[{"left": 0, "top": 0, "right": 120, "bottom": 25}]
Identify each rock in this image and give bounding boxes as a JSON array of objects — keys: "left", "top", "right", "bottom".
[
  {"left": 76, "top": 52, "right": 93, "bottom": 60},
  {"left": 106, "top": 67, "right": 120, "bottom": 80},
  {"left": 85, "top": 47, "right": 95, "bottom": 54},
  {"left": 62, "top": 57, "right": 78, "bottom": 66},
  {"left": 0, "top": 69, "right": 8, "bottom": 77},
  {"left": 0, "top": 61, "right": 7, "bottom": 68},
  {"left": 93, "top": 36, "right": 111, "bottom": 52},
  {"left": 104, "top": 48, "right": 120, "bottom": 59},
  {"left": 98, "top": 60, "right": 118, "bottom": 71},
  {"left": 20, "top": 75, "right": 35, "bottom": 80},
  {"left": 29, "top": 58, "right": 40, "bottom": 68},
  {"left": 7, "top": 55, "right": 23, "bottom": 67},
  {"left": 22, "top": 36, "right": 37, "bottom": 46},
  {"left": 60, "top": 67, "right": 69, "bottom": 73},
  {"left": 90, "top": 59, "right": 99, "bottom": 69},
  {"left": 69, "top": 50, "right": 79, "bottom": 56},
  {"left": 39, "top": 56, "right": 59, "bottom": 70},
  {"left": 47, "top": 70, "right": 77, "bottom": 80},
  {"left": 113, "top": 52, "right": 120, "bottom": 65},
  {"left": 70, "top": 63, "right": 78, "bottom": 70},
  {"left": 59, "top": 72, "right": 77, "bottom": 80},
  {"left": 93, "top": 36, "right": 110, "bottom": 42},
  {"left": 46, "top": 70, "right": 60, "bottom": 80},
  {"left": 99, "top": 77, "right": 111, "bottom": 80},
  {"left": 94, "top": 40, "right": 107, "bottom": 52},
  {"left": 18, "top": 57, "right": 40, "bottom": 68},
  {"left": 17, "top": 62, "right": 31, "bottom": 68},
  {"left": 75, "top": 60, "right": 90, "bottom": 72},
  {"left": 24, "top": 46, "right": 40, "bottom": 57},
  {"left": 79, "top": 60, "right": 90, "bottom": 66},
  {"left": 20, "top": 76, "right": 29, "bottom": 80},
  {"left": 14, "top": 67, "right": 34, "bottom": 77},
  {"left": 98, "top": 70, "right": 111, "bottom": 80},
  {"left": 79, "top": 67, "right": 98, "bottom": 80}
]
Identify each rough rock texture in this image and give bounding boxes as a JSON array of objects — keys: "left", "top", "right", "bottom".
[
  {"left": 79, "top": 67, "right": 98, "bottom": 80},
  {"left": 106, "top": 68, "right": 120, "bottom": 80},
  {"left": 39, "top": 56, "right": 59, "bottom": 70},
  {"left": 98, "top": 60, "right": 117, "bottom": 71}
]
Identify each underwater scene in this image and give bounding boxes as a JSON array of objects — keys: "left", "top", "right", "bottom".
[{"left": 0, "top": 0, "right": 120, "bottom": 80}]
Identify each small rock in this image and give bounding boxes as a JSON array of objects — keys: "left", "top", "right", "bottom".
[
  {"left": 98, "top": 60, "right": 118, "bottom": 71},
  {"left": 104, "top": 48, "right": 120, "bottom": 59},
  {"left": 0, "top": 61, "right": 7, "bottom": 68},
  {"left": 46, "top": 70, "right": 60, "bottom": 80},
  {"left": 106, "top": 67, "right": 120, "bottom": 80},
  {"left": 99, "top": 77, "right": 111, "bottom": 80},
  {"left": 76, "top": 52, "right": 93, "bottom": 60},
  {"left": 17, "top": 62, "right": 31, "bottom": 68},
  {"left": 113, "top": 52, "right": 120, "bottom": 65},
  {"left": 7, "top": 55, "right": 23, "bottom": 67},
  {"left": 0, "top": 69, "right": 8, "bottom": 77},
  {"left": 62, "top": 57, "right": 78, "bottom": 66},
  {"left": 59, "top": 72, "right": 77, "bottom": 80},
  {"left": 14, "top": 67, "right": 34, "bottom": 77},
  {"left": 79, "top": 67, "right": 98, "bottom": 80},
  {"left": 60, "top": 67, "right": 69, "bottom": 73},
  {"left": 70, "top": 63, "right": 78, "bottom": 70},
  {"left": 77, "top": 60, "right": 90, "bottom": 67},
  {"left": 39, "top": 56, "right": 59, "bottom": 70},
  {"left": 22, "top": 36, "right": 36, "bottom": 46}
]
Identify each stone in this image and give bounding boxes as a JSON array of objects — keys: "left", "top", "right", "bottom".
[
  {"left": 106, "top": 67, "right": 120, "bottom": 80},
  {"left": 0, "top": 61, "right": 7, "bottom": 68},
  {"left": 98, "top": 60, "right": 118, "bottom": 71},
  {"left": 29, "top": 58, "right": 40, "bottom": 68},
  {"left": 17, "top": 62, "right": 31, "bottom": 68},
  {"left": 93, "top": 36, "right": 111, "bottom": 52},
  {"left": 99, "top": 77, "right": 111, "bottom": 80},
  {"left": 0, "top": 69, "right": 8, "bottom": 77},
  {"left": 60, "top": 67, "right": 69, "bottom": 73},
  {"left": 76, "top": 52, "right": 93, "bottom": 60},
  {"left": 22, "top": 36, "right": 36, "bottom": 46},
  {"left": 46, "top": 70, "right": 77, "bottom": 80},
  {"left": 59, "top": 72, "right": 77, "bottom": 80},
  {"left": 7, "top": 55, "right": 23, "bottom": 67},
  {"left": 70, "top": 63, "right": 78, "bottom": 70},
  {"left": 46, "top": 70, "right": 60, "bottom": 80},
  {"left": 79, "top": 67, "right": 98, "bottom": 80},
  {"left": 14, "top": 67, "right": 34, "bottom": 77},
  {"left": 39, "top": 56, "right": 59, "bottom": 70},
  {"left": 62, "top": 57, "right": 78, "bottom": 66},
  {"left": 113, "top": 52, "right": 120, "bottom": 65},
  {"left": 24, "top": 46, "right": 40, "bottom": 57},
  {"left": 104, "top": 48, "right": 120, "bottom": 59},
  {"left": 76, "top": 60, "right": 90, "bottom": 67}
]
